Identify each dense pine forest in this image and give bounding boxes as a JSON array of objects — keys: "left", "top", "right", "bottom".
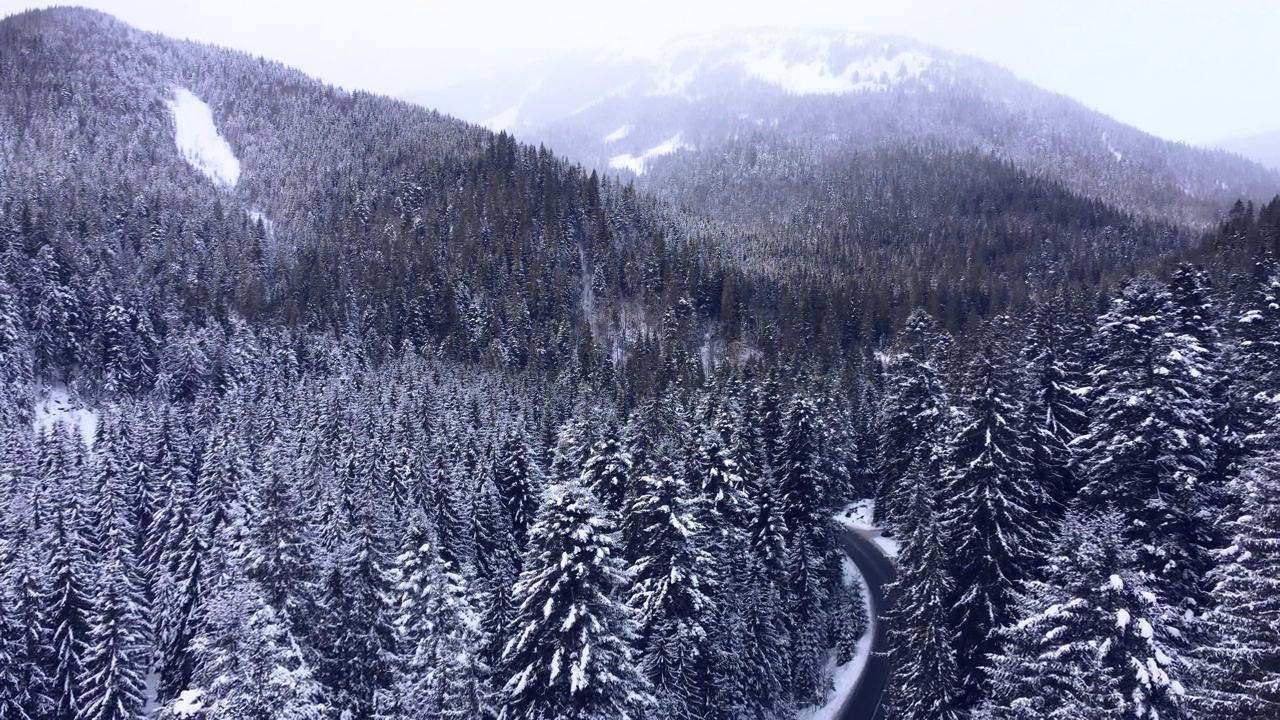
[{"left": 2, "top": 7, "right": 1280, "bottom": 720}]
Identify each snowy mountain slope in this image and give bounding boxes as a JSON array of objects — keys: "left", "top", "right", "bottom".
[
  {"left": 419, "top": 30, "right": 1279, "bottom": 227},
  {"left": 1210, "top": 130, "right": 1280, "bottom": 172},
  {"left": 166, "top": 87, "right": 241, "bottom": 187}
]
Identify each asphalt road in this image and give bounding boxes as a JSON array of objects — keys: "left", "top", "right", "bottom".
[{"left": 835, "top": 528, "right": 896, "bottom": 720}]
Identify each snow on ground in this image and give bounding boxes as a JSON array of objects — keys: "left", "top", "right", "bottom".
[
  {"left": 167, "top": 88, "right": 241, "bottom": 187},
  {"left": 248, "top": 209, "right": 276, "bottom": 240},
  {"left": 172, "top": 689, "right": 205, "bottom": 717},
  {"left": 835, "top": 499, "right": 899, "bottom": 558},
  {"left": 798, "top": 632, "right": 876, "bottom": 720},
  {"left": 608, "top": 132, "right": 689, "bottom": 175},
  {"left": 604, "top": 124, "right": 633, "bottom": 143},
  {"left": 1102, "top": 132, "right": 1124, "bottom": 162},
  {"left": 799, "top": 560, "right": 877, "bottom": 720},
  {"left": 736, "top": 47, "right": 932, "bottom": 95},
  {"left": 143, "top": 670, "right": 161, "bottom": 716},
  {"left": 33, "top": 386, "right": 98, "bottom": 448},
  {"left": 484, "top": 102, "right": 523, "bottom": 131}
]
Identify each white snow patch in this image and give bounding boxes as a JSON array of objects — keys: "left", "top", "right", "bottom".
[
  {"left": 484, "top": 102, "right": 523, "bottom": 131},
  {"left": 608, "top": 132, "right": 690, "bottom": 175},
  {"left": 247, "top": 209, "right": 275, "bottom": 240},
  {"left": 1102, "top": 132, "right": 1123, "bottom": 162},
  {"left": 1117, "top": 608, "right": 1131, "bottom": 628},
  {"left": 167, "top": 88, "right": 241, "bottom": 187},
  {"left": 835, "top": 499, "right": 899, "bottom": 558},
  {"left": 34, "top": 387, "right": 98, "bottom": 448},
  {"left": 604, "top": 124, "right": 633, "bottom": 143},
  {"left": 1109, "top": 574, "right": 1125, "bottom": 591},
  {"left": 143, "top": 670, "right": 161, "bottom": 715},
  {"left": 736, "top": 48, "right": 932, "bottom": 95},
  {"left": 172, "top": 689, "right": 205, "bottom": 716}
]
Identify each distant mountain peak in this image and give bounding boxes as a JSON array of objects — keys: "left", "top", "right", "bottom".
[{"left": 636, "top": 32, "right": 942, "bottom": 99}]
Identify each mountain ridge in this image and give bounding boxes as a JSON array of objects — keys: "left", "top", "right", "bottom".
[{"left": 416, "top": 29, "right": 1278, "bottom": 228}]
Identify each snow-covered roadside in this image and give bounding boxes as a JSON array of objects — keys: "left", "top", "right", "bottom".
[
  {"left": 835, "top": 499, "right": 899, "bottom": 558},
  {"left": 798, "top": 551, "right": 877, "bottom": 720}
]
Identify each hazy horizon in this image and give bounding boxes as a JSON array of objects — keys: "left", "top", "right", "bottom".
[{"left": 1, "top": 0, "right": 1277, "bottom": 146}]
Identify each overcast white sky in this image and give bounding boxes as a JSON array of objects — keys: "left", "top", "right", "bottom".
[{"left": 2, "top": 0, "right": 1277, "bottom": 145}]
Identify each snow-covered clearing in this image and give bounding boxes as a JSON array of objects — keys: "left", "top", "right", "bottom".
[
  {"left": 34, "top": 386, "right": 98, "bottom": 448},
  {"left": 836, "top": 499, "right": 899, "bottom": 558},
  {"left": 1102, "top": 132, "right": 1124, "bottom": 162},
  {"left": 172, "top": 689, "right": 205, "bottom": 717},
  {"left": 604, "top": 124, "right": 633, "bottom": 143},
  {"left": 167, "top": 87, "right": 241, "bottom": 187},
  {"left": 609, "top": 132, "right": 689, "bottom": 175},
  {"left": 248, "top": 209, "right": 276, "bottom": 239},
  {"left": 737, "top": 48, "right": 933, "bottom": 95},
  {"left": 484, "top": 102, "right": 523, "bottom": 132}
]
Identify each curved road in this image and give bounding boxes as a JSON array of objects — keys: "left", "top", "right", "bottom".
[{"left": 835, "top": 528, "right": 896, "bottom": 720}]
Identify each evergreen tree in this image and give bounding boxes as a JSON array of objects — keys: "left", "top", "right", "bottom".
[
  {"left": 180, "top": 563, "right": 327, "bottom": 720},
  {"left": 1076, "top": 275, "right": 1218, "bottom": 612},
  {"left": 493, "top": 429, "right": 541, "bottom": 553},
  {"left": 1021, "top": 299, "right": 1088, "bottom": 512},
  {"left": 886, "top": 459, "right": 961, "bottom": 720},
  {"left": 500, "top": 478, "right": 650, "bottom": 720},
  {"left": 941, "top": 338, "right": 1048, "bottom": 707},
  {"left": 580, "top": 425, "right": 631, "bottom": 516},
  {"left": 473, "top": 472, "right": 519, "bottom": 679},
  {"left": 315, "top": 521, "right": 398, "bottom": 719},
  {"left": 1196, "top": 444, "right": 1280, "bottom": 719},
  {"left": 625, "top": 468, "right": 716, "bottom": 720},
  {"left": 79, "top": 541, "right": 148, "bottom": 720},
  {"left": 47, "top": 507, "right": 92, "bottom": 720},
  {"left": 980, "top": 510, "right": 1190, "bottom": 720},
  {"left": 392, "top": 529, "right": 494, "bottom": 720},
  {"left": 776, "top": 397, "right": 836, "bottom": 705},
  {"left": 0, "top": 559, "right": 54, "bottom": 720},
  {"left": 875, "top": 310, "right": 951, "bottom": 528}
]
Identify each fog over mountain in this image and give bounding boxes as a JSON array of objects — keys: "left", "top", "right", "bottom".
[
  {"left": 418, "top": 30, "right": 1279, "bottom": 228},
  {"left": 2, "top": 7, "right": 1280, "bottom": 720},
  {"left": 1211, "top": 130, "right": 1280, "bottom": 172}
]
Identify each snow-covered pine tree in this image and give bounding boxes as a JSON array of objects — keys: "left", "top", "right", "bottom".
[
  {"left": 980, "top": 509, "right": 1191, "bottom": 720},
  {"left": 500, "top": 477, "right": 650, "bottom": 720},
  {"left": 392, "top": 525, "right": 495, "bottom": 720},
  {"left": 314, "top": 520, "right": 398, "bottom": 719},
  {"left": 1196, "top": 443, "right": 1280, "bottom": 719},
  {"left": 580, "top": 425, "right": 630, "bottom": 516},
  {"left": 886, "top": 456, "right": 962, "bottom": 720},
  {"left": 1075, "top": 274, "right": 1218, "bottom": 612},
  {"left": 472, "top": 471, "right": 519, "bottom": 679},
  {"left": 1224, "top": 252, "right": 1280, "bottom": 468},
  {"left": 776, "top": 396, "right": 837, "bottom": 706},
  {"left": 0, "top": 555, "right": 54, "bottom": 720},
  {"left": 140, "top": 406, "right": 194, "bottom": 600},
  {"left": 1021, "top": 298, "right": 1088, "bottom": 514},
  {"left": 47, "top": 505, "right": 92, "bottom": 720},
  {"left": 156, "top": 503, "right": 208, "bottom": 702},
  {"left": 492, "top": 429, "right": 541, "bottom": 553},
  {"left": 241, "top": 450, "right": 314, "bottom": 625},
  {"left": 737, "top": 550, "right": 792, "bottom": 720},
  {"left": 625, "top": 467, "right": 716, "bottom": 719},
  {"left": 941, "top": 335, "right": 1048, "bottom": 708},
  {"left": 78, "top": 537, "right": 148, "bottom": 720},
  {"left": 178, "top": 560, "right": 327, "bottom": 720},
  {"left": 875, "top": 309, "right": 951, "bottom": 528}
]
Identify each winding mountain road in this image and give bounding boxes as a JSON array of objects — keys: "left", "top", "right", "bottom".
[{"left": 835, "top": 528, "right": 896, "bottom": 720}]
